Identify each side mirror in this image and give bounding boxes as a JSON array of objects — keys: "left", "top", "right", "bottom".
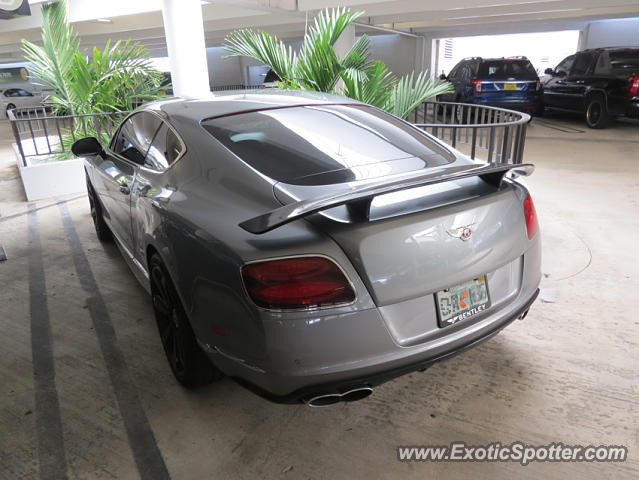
[
  {"left": 439, "top": 74, "right": 447, "bottom": 80},
  {"left": 72, "top": 137, "right": 103, "bottom": 157},
  {"left": 544, "top": 68, "right": 554, "bottom": 75}
]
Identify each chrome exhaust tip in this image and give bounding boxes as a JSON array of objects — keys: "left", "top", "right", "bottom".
[
  {"left": 341, "top": 387, "right": 373, "bottom": 402},
  {"left": 305, "top": 387, "right": 373, "bottom": 407}
]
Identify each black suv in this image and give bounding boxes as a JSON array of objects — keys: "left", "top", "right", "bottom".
[{"left": 542, "top": 47, "right": 639, "bottom": 128}]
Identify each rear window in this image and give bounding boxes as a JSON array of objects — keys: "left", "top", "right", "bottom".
[
  {"left": 609, "top": 50, "right": 639, "bottom": 72},
  {"left": 202, "top": 105, "right": 453, "bottom": 185},
  {"left": 477, "top": 60, "right": 538, "bottom": 79}
]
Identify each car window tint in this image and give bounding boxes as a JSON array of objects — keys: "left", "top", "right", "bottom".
[
  {"left": 556, "top": 55, "right": 575, "bottom": 75},
  {"left": 145, "top": 122, "right": 185, "bottom": 171},
  {"left": 166, "top": 128, "right": 184, "bottom": 164},
  {"left": 477, "top": 60, "right": 537, "bottom": 79},
  {"left": 145, "top": 124, "right": 170, "bottom": 170},
  {"left": 4, "top": 89, "right": 18, "bottom": 97},
  {"left": 609, "top": 49, "right": 639, "bottom": 72},
  {"left": 202, "top": 104, "right": 454, "bottom": 186},
  {"left": 594, "top": 51, "right": 612, "bottom": 75},
  {"left": 448, "top": 64, "right": 460, "bottom": 79},
  {"left": 17, "top": 89, "right": 32, "bottom": 96},
  {"left": 112, "top": 112, "right": 161, "bottom": 165},
  {"left": 571, "top": 53, "right": 596, "bottom": 76}
]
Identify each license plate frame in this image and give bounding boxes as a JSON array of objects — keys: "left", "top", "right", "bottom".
[
  {"left": 504, "top": 82, "right": 517, "bottom": 90},
  {"left": 435, "top": 276, "right": 490, "bottom": 328}
]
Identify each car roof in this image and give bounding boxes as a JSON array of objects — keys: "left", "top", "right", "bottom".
[
  {"left": 579, "top": 46, "right": 639, "bottom": 53},
  {"left": 148, "top": 90, "right": 363, "bottom": 121},
  {"left": 461, "top": 56, "right": 530, "bottom": 63}
]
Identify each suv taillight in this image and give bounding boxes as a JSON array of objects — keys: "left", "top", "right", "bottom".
[
  {"left": 523, "top": 194, "right": 539, "bottom": 240},
  {"left": 471, "top": 79, "right": 482, "bottom": 93},
  {"left": 241, "top": 256, "right": 355, "bottom": 310},
  {"left": 629, "top": 75, "right": 639, "bottom": 96}
]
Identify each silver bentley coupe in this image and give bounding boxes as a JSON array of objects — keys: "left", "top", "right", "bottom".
[{"left": 72, "top": 91, "right": 541, "bottom": 406}]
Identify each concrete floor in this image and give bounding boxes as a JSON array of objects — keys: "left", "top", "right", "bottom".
[{"left": 0, "top": 113, "right": 638, "bottom": 480}]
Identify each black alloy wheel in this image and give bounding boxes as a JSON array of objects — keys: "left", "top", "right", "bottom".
[
  {"left": 149, "top": 254, "right": 220, "bottom": 388},
  {"left": 86, "top": 176, "right": 112, "bottom": 242}
]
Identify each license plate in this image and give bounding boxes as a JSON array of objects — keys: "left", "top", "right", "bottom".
[
  {"left": 504, "top": 83, "right": 517, "bottom": 90},
  {"left": 436, "top": 276, "right": 490, "bottom": 327}
]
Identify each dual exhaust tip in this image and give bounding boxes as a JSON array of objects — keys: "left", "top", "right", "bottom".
[{"left": 305, "top": 386, "right": 373, "bottom": 407}]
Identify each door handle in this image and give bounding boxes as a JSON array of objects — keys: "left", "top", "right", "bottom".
[
  {"left": 556, "top": 80, "right": 565, "bottom": 85},
  {"left": 119, "top": 183, "right": 130, "bottom": 195},
  {"left": 575, "top": 80, "right": 585, "bottom": 84}
]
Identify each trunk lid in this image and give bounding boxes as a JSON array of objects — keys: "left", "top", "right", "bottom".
[{"left": 274, "top": 173, "right": 528, "bottom": 307}]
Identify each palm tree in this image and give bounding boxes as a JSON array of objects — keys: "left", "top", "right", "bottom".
[
  {"left": 224, "top": 8, "right": 453, "bottom": 119},
  {"left": 22, "top": 0, "right": 164, "bottom": 116}
]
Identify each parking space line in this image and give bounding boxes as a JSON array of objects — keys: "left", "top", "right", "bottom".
[
  {"left": 28, "top": 203, "right": 69, "bottom": 480},
  {"left": 58, "top": 202, "right": 170, "bottom": 480}
]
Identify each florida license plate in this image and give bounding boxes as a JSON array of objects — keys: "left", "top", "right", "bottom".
[
  {"left": 504, "top": 83, "right": 517, "bottom": 90},
  {"left": 436, "top": 276, "right": 490, "bottom": 327}
]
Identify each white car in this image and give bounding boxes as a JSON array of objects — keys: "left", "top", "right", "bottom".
[{"left": 1, "top": 88, "right": 45, "bottom": 118}]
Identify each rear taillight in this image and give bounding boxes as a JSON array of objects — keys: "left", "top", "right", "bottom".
[
  {"left": 471, "top": 79, "right": 482, "bottom": 93},
  {"left": 241, "top": 256, "right": 355, "bottom": 310},
  {"left": 629, "top": 75, "right": 639, "bottom": 96},
  {"left": 523, "top": 194, "right": 539, "bottom": 240}
]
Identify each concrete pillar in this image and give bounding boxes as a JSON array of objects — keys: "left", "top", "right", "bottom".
[
  {"left": 161, "top": 0, "right": 210, "bottom": 98},
  {"left": 414, "top": 34, "right": 437, "bottom": 78},
  {"left": 333, "top": 24, "right": 355, "bottom": 57}
]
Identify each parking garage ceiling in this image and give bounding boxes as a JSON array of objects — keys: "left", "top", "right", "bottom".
[{"left": 0, "top": 0, "right": 638, "bottom": 61}]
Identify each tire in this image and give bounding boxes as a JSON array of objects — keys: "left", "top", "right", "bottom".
[
  {"left": 149, "top": 253, "right": 221, "bottom": 388},
  {"left": 585, "top": 95, "right": 610, "bottom": 129},
  {"left": 5, "top": 103, "right": 15, "bottom": 117},
  {"left": 533, "top": 102, "right": 545, "bottom": 117},
  {"left": 86, "top": 176, "right": 112, "bottom": 242}
]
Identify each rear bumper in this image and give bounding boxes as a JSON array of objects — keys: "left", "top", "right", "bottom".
[
  {"left": 474, "top": 99, "right": 539, "bottom": 111},
  {"left": 235, "top": 288, "right": 539, "bottom": 404},
  {"left": 203, "top": 238, "right": 542, "bottom": 402},
  {"left": 626, "top": 100, "right": 639, "bottom": 118}
]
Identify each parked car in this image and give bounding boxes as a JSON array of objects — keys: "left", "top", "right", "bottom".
[
  {"left": 261, "top": 68, "right": 280, "bottom": 88},
  {"left": 0, "top": 87, "right": 45, "bottom": 118},
  {"left": 541, "top": 47, "right": 639, "bottom": 128},
  {"left": 71, "top": 91, "right": 541, "bottom": 405},
  {"left": 439, "top": 56, "right": 542, "bottom": 115}
]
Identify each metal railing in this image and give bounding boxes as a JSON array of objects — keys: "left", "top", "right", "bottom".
[
  {"left": 8, "top": 107, "right": 129, "bottom": 167},
  {"left": 8, "top": 101, "right": 530, "bottom": 169},
  {"left": 211, "top": 84, "right": 265, "bottom": 92},
  {"left": 410, "top": 102, "right": 530, "bottom": 164}
]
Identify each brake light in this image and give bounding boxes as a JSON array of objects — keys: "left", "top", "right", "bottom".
[
  {"left": 523, "top": 194, "right": 539, "bottom": 240},
  {"left": 629, "top": 75, "right": 639, "bottom": 96},
  {"left": 241, "top": 256, "right": 355, "bottom": 310},
  {"left": 471, "top": 79, "right": 482, "bottom": 93}
]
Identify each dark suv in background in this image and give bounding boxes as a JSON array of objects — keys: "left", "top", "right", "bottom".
[
  {"left": 542, "top": 47, "right": 639, "bottom": 128},
  {"left": 439, "top": 56, "right": 542, "bottom": 114}
]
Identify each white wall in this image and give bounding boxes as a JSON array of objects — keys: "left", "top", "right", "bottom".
[
  {"left": 366, "top": 34, "right": 417, "bottom": 78},
  {"left": 206, "top": 46, "right": 242, "bottom": 87},
  {"left": 582, "top": 18, "right": 639, "bottom": 49}
]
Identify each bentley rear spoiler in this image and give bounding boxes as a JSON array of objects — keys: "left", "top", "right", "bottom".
[{"left": 239, "top": 163, "right": 534, "bottom": 234}]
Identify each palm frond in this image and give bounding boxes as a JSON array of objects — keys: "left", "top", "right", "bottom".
[
  {"left": 223, "top": 29, "right": 296, "bottom": 87},
  {"left": 386, "top": 71, "right": 455, "bottom": 119}
]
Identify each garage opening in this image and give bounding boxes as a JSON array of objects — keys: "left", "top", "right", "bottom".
[{"left": 437, "top": 30, "right": 581, "bottom": 76}]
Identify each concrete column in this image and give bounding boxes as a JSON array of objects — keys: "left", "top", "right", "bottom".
[
  {"left": 333, "top": 24, "right": 355, "bottom": 57},
  {"left": 415, "top": 34, "right": 437, "bottom": 78},
  {"left": 161, "top": 0, "right": 210, "bottom": 98}
]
